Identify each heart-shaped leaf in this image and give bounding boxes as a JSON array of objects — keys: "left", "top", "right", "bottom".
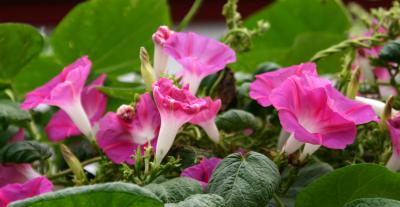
[
  {"left": 208, "top": 151, "right": 280, "bottom": 207},
  {"left": 166, "top": 194, "right": 225, "bottom": 207},
  {"left": 216, "top": 109, "right": 260, "bottom": 133},
  {"left": 51, "top": 0, "right": 171, "bottom": 77},
  {"left": 0, "top": 23, "right": 43, "bottom": 84},
  {"left": 343, "top": 198, "right": 400, "bottom": 207},
  {"left": 9, "top": 182, "right": 163, "bottom": 207},
  {"left": 0, "top": 141, "right": 52, "bottom": 164},
  {"left": 0, "top": 99, "right": 31, "bottom": 127},
  {"left": 296, "top": 164, "right": 400, "bottom": 207},
  {"left": 145, "top": 177, "right": 203, "bottom": 203}
]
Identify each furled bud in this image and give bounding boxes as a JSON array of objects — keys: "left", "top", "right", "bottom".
[
  {"left": 60, "top": 144, "right": 87, "bottom": 185},
  {"left": 116, "top": 104, "right": 135, "bottom": 122},
  {"left": 346, "top": 67, "right": 361, "bottom": 99},
  {"left": 140, "top": 47, "right": 156, "bottom": 91}
]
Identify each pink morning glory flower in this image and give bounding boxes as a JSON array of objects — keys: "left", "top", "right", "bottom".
[
  {"left": 0, "top": 176, "right": 53, "bottom": 207},
  {"left": 96, "top": 93, "right": 160, "bottom": 164},
  {"left": 21, "top": 56, "right": 94, "bottom": 139},
  {"left": 249, "top": 62, "right": 317, "bottom": 107},
  {"left": 386, "top": 115, "right": 400, "bottom": 171},
  {"left": 45, "top": 74, "right": 107, "bottom": 142},
  {"left": 152, "top": 26, "right": 174, "bottom": 79},
  {"left": 190, "top": 97, "right": 222, "bottom": 143},
  {"left": 153, "top": 78, "right": 208, "bottom": 164},
  {"left": 181, "top": 157, "right": 221, "bottom": 190},
  {"left": 0, "top": 164, "right": 40, "bottom": 188},
  {"left": 164, "top": 32, "right": 236, "bottom": 94},
  {"left": 269, "top": 74, "right": 377, "bottom": 157}
]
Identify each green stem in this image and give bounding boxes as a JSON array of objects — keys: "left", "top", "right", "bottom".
[
  {"left": 176, "top": 0, "right": 203, "bottom": 32},
  {"left": 209, "top": 69, "right": 226, "bottom": 98},
  {"left": 26, "top": 118, "right": 42, "bottom": 141},
  {"left": 273, "top": 193, "right": 286, "bottom": 207},
  {"left": 48, "top": 156, "right": 102, "bottom": 179},
  {"left": 310, "top": 34, "right": 386, "bottom": 62}
]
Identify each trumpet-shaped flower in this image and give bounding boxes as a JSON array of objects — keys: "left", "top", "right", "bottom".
[
  {"left": 45, "top": 74, "right": 107, "bottom": 142},
  {"left": 164, "top": 32, "right": 236, "bottom": 94},
  {"left": 21, "top": 56, "right": 94, "bottom": 139},
  {"left": 153, "top": 26, "right": 174, "bottom": 79},
  {"left": 269, "top": 74, "right": 377, "bottom": 156},
  {"left": 249, "top": 62, "right": 317, "bottom": 107},
  {"left": 386, "top": 116, "right": 400, "bottom": 171},
  {"left": 181, "top": 157, "right": 221, "bottom": 190},
  {"left": 190, "top": 98, "right": 221, "bottom": 143},
  {"left": 153, "top": 78, "right": 208, "bottom": 164},
  {"left": 96, "top": 93, "right": 160, "bottom": 164},
  {"left": 0, "top": 176, "right": 53, "bottom": 207}
]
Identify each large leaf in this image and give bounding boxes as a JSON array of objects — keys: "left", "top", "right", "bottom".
[
  {"left": 167, "top": 194, "right": 225, "bottom": 207},
  {"left": 145, "top": 177, "right": 203, "bottom": 203},
  {"left": 0, "top": 23, "right": 44, "bottom": 83},
  {"left": 216, "top": 109, "right": 260, "bottom": 133},
  {"left": 296, "top": 164, "right": 400, "bottom": 207},
  {"left": 9, "top": 182, "right": 163, "bottom": 207},
  {"left": 12, "top": 55, "right": 62, "bottom": 100},
  {"left": 272, "top": 162, "right": 333, "bottom": 207},
  {"left": 343, "top": 198, "right": 400, "bottom": 207},
  {"left": 51, "top": 0, "right": 171, "bottom": 77},
  {"left": 0, "top": 141, "right": 52, "bottom": 164},
  {"left": 231, "top": 0, "right": 350, "bottom": 73},
  {"left": 208, "top": 151, "right": 280, "bottom": 207},
  {"left": 0, "top": 99, "right": 31, "bottom": 126}
]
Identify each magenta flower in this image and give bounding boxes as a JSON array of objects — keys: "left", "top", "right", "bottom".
[
  {"left": 386, "top": 116, "right": 400, "bottom": 171},
  {"left": 45, "top": 74, "right": 107, "bottom": 142},
  {"left": 153, "top": 26, "right": 174, "bottom": 79},
  {"left": 96, "top": 93, "right": 160, "bottom": 164},
  {"left": 190, "top": 97, "right": 221, "bottom": 143},
  {"left": 0, "top": 176, "right": 52, "bottom": 207},
  {"left": 269, "top": 74, "right": 377, "bottom": 157},
  {"left": 249, "top": 62, "right": 317, "bottom": 107},
  {"left": 21, "top": 56, "right": 94, "bottom": 139},
  {"left": 0, "top": 164, "right": 39, "bottom": 188},
  {"left": 153, "top": 78, "right": 208, "bottom": 163},
  {"left": 164, "top": 32, "right": 236, "bottom": 94},
  {"left": 181, "top": 157, "right": 221, "bottom": 190}
]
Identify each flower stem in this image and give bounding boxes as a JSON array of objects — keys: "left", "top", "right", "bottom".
[
  {"left": 273, "top": 193, "right": 286, "bottom": 207},
  {"left": 176, "top": 0, "right": 203, "bottom": 32},
  {"left": 48, "top": 156, "right": 102, "bottom": 180}
]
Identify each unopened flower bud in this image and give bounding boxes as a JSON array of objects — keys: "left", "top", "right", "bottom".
[
  {"left": 346, "top": 67, "right": 361, "bottom": 99},
  {"left": 60, "top": 144, "right": 87, "bottom": 185},
  {"left": 140, "top": 47, "right": 156, "bottom": 91},
  {"left": 117, "top": 104, "right": 135, "bottom": 122}
]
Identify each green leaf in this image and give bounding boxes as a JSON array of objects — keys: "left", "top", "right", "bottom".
[
  {"left": 296, "top": 164, "right": 400, "bottom": 207},
  {"left": 12, "top": 55, "right": 62, "bottom": 100},
  {"left": 0, "top": 99, "right": 31, "bottom": 126},
  {"left": 0, "top": 23, "right": 44, "bottom": 83},
  {"left": 216, "top": 109, "right": 260, "bottom": 133},
  {"left": 145, "top": 177, "right": 203, "bottom": 203},
  {"left": 343, "top": 198, "right": 400, "bottom": 207},
  {"left": 231, "top": 0, "right": 350, "bottom": 73},
  {"left": 51, "top": 0, "right": 171, "bottom": 77},
  {"left": 9, "top": 182, "right": 163, "bottom": 207},
  {"left": 97, "top": 86, "right": 144, "bottom": 101},
  {"left": 0, "top": 126, "right": 20, "bottom": 148},
  {"left": 277, "top": 162, "right": 333, "bottom": 207},
  {"left": 0, "top": 141, "right": 52, "bottom": 164},
  {"left": 208, "top": 151, "right": 280, "bottom": 207},
  {"left": 379, "top": 40, "right": 400, "bottom": 64},
  {"left": 167, "top": 194, "right": 225, "bottom": 207}
]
